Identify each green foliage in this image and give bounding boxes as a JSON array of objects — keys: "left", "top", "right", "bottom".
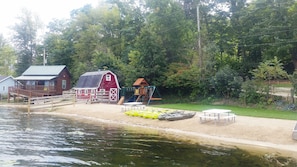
[
  {"left": 126, "top": 26, "right": 167, "bottom": 86},
  {"left": 251, "top": 57, "right": 288, "bottom": 82},
  {"left": 211, "top": 66, "right": 243, "bottom": 98},
  {"left": 12, "top": 8, "right": 43, "bottom": 75},
  {"left": 145, "top": 0, "right": 196, "bottom": 64},
  {"left": 8, "top": 0, "right": 297, "bottom": 105},
  {"left": 44, "top": 19, "right": 73, "bottom": 67},
  {"left": 288, "top": 71, "right": 297, "bottom": 96},
  {"left": 164, "top": 63, "right": 202, "bottom": 98},
  {"left": 239, "top": 79, "right": 266, "bottom": 104},
  {"left": 0, "top": 36, "right": 17, "bottom": 76},
  {"left": 70, "top": 6, "right": 107, "bottom": 75},
  {"left": 249, "top": 57, "right": 288, "bottom": 104}
]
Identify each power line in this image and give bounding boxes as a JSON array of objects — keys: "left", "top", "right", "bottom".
[{"left": 237, "top": 27, "right": 297, "bottom": 40}]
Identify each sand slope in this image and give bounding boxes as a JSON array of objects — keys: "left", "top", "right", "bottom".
[{"left": 32, "top": 103, "right": 297, "bottom": 158}]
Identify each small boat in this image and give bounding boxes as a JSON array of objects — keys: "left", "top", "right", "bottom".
[
  {"left": 158, "top": 110, "right": 183, "bottom": 120},
  {"left": 158, "top": 111, "right": 196, "bottom": 121}
]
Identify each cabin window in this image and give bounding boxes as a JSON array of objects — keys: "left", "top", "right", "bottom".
[
  {"left": 38, "top": 80, "right": 45, "bottom": 86},
  {"left": 26, "top": 81, "right": 35, "bottom": 89},
  {"left": 106, "top": 74, "right": 111, "bottom": 81},
  {"left": 27, "top": 81, "right": 35, "bottom": 86},
  {"left": 62, "top": 80, "right": 67, "bottom": 89},
  {"left": 50, "top": 81, "right": 55, "bottom": 86},
  {"left": 3, "top": 86, "right": 5, "bottom": 91}
]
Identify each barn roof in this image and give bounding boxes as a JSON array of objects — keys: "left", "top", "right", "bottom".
[{"left": 75, "top": 70, "right": 117, "bottom": 88}]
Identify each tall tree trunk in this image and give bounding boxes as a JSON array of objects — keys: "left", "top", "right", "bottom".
[{"left": 291, "top": 45, "right": 297, "bottom": 71}]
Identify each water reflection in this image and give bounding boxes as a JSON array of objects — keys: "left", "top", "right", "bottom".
[{"left": 0, "top": 107, "right": 295, "bottom": 166}]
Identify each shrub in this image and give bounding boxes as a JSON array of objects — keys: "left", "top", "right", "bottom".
[
  {"left": 210, "top": 66, "right": 243, "bottom": 98},
  {"left": 289, "top": 71, "right": 297, "bottom": 96},
  {"left": 239, "top": 79, "right": 266, "bottom": 104}
]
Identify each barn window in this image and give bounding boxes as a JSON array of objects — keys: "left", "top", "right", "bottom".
[{"left": 106, "top": 74, "right": 111, "bottom": 81}]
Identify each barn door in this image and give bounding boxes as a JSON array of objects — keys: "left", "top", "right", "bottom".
[{"left": 109, "top": 88, "right": 118, "bottom": 102}]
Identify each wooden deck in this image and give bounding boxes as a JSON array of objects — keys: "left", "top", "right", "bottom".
[
  {"left": 9, "top": 87, "right": 58, "bottom": 98},
  {"left": 8, "top": 87, "right": 62, "bottom": 104}
]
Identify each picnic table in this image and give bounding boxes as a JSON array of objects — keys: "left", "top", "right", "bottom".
[
  {"left": 122, "top": 102, "right": 145, "bottom": 112},
  {"left": 199, "top": 109, "right": 236, "bottom": 124}
]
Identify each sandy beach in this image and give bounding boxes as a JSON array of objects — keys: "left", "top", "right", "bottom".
[{"left": 30, "top": 103, "right": 297, "bottom": 158}]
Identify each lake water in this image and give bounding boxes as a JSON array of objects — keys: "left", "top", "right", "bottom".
[{"left": 0, "top": 106, "right": 296, "bottom": 167}]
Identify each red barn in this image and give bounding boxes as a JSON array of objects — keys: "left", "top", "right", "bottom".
[{"left": 74, "top": 70, "right": 120, "bottom": 103}]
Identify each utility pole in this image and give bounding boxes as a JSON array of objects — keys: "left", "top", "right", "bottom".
[
  {"left": 197, "top": 2, "right": 202, "bottom": 68},
  {"left": 43, "top": 48, "right": 46, "bottom": 66}
]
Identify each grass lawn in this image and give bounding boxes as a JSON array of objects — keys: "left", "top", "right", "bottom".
[
  {"left": 152, "top": 103, "right": 297, "bottom": 120},
  {"left": 271, "top": 80, "right": 292, "bottom": 88}
]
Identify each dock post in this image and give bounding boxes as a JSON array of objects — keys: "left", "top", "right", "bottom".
[
  {"left": 28, "top": 98, "right": 30, "bottom": 113},
  {"left": 73, "top": 94, "right": 76, "bottom": 106}
]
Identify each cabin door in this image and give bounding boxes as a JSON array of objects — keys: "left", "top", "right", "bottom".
[{"left": 109, "top": 88, "right": 118, "bottom": 102}]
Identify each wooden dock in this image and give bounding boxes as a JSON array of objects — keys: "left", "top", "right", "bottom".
[{"left": 27, "top": 93, "right": 76, "bottom": 112}]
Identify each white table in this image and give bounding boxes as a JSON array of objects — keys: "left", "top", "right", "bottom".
[
  {"left": 123, "top": 102, "right": 143, "bottom": 106},
  {"left": 122, "top": 102, "right": 145, "bottom": 111},
  {"left": 200, "top": 109, "right": 234, "bottom": 124}
]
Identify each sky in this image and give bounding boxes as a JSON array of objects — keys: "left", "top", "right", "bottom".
[{"left": 0, "top": 0, "right": 103, "bottom": 39}]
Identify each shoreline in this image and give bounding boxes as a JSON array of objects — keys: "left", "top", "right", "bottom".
[{"left": 4, "top": 103, "right": 297, "bottom": 158}]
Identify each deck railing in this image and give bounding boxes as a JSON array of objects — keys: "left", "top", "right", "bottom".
[
  {"left": 9, "top": 86, "right": 57, "bottom": 98},
  {"left": 27, "top": 94, "right": 76, "bottom": 112}
]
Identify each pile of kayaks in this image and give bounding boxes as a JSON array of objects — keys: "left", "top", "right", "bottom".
[
  {"left": 124, "top": 109, "right": 169, "bottom": 119},
  {"left": 124, "top": 109, "right": 196, "bottom": 121}
]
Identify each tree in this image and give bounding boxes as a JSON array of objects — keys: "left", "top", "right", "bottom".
[
  {"left": 145, "top": 0, "right": 196, "bottom": 65},
  {"left": 0, "top": 35, "right": 17, "bottom": 76},
  {"left": 43, "top": 19, "right": 73, "bottom": 66},
  {"left": 237, "top": 0, "right": 295, "bottom": 73},
  {"left": 126, "top": 26, "right": 167, "bottom": 86},
  {"left": 288, "top": 72, "right": 297, "bottom": 96},
  {"left": 12, "top": 8, "right": 43, "bottom": 75},
  {"left": 288, "top": 1, "right": 297, "bottom": 71},
  {"left": 106, "top": 0, "right": 146, "bottom": 63},
  {"left": 251, "top": 57, "right": 288, "bottom": 102},
  {"left": 58, "top": 4, "right": 129, "bottom": 82},
  {"left": 163, "top": 63, "right": 203, "bottom": 99},
  {"left": 210, "top": 65, "right": 243, "bottom": 98},
  {"left": 251, "top": 57, "right": 288, "bottom": 83}
]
